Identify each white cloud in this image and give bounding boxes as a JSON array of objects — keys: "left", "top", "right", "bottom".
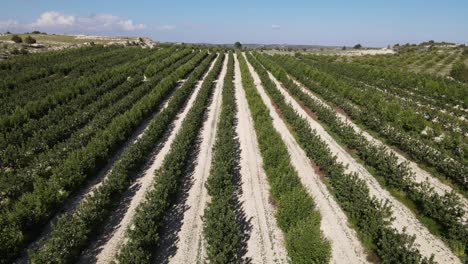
[
  {"left": 9, "top": 11, "right": 147, "bottom": 33},
  {"left": 118, "top": 20, "right": 146, "bottom": 31},
  {"left": 79, "top": 14, "right": 119, "bottom": 28},
  {"left": 157, "top": 25, "right": 176, "bottom": 31},
  {"left": 271, "top": 24, "right": 281, "bottom": 29},
  {"left": 32, "top": 11, "right": 75, "bottom": 28},
  {"left": 0, "top": 19, "right": 19, "bottom": 30}
]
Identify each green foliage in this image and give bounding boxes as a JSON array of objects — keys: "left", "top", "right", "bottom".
[
  {"left": 234, "top": 42, "right": 242, "bottom": 49},
  {"left": 286, "top": 215, "right": 331, "bottom": 264},
  {"left": 450, "top": 62, "right": 468, "bottom": 82},
  {"left": 144, "top": 48, "right": 192, "bottom": 77},
  {"left": 0, "top": 47, "right": 188, "bottom": 207},
  {"left": 116, "top": 53, "right": 226, "bottom": 263},
  {"left": 255, "top": 51, "right": 467, "bottom": 258},
  {"left": 271, "top": 54, "right": 467, "bottom": 192},
  {"left": 462, "top": 47, "right": 468, "bottom": 56},
  {"left": 24, "top": 35, "right": 36, "bottom": 44},
  {"left": 0, "top": 49, "right": 209, "bottom": 263},
  {"left": 237, "top": 51, "right": 331, "bottom": 263},
  {"left": 246, "top": 52, "right": 434, "bottom": 262},
  {"left": 203, "top": 52, "right": 243, "bottom": 263},
  {"left": 353, "top": 44, "right": 362, "bottom": 49},
  {"left": 29, "top": 52, "right": 216, "bottom": 263},
  {"left": 11, "top": 34, "right": 22, "bottom": 43}
]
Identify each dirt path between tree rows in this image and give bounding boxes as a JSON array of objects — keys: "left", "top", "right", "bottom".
[
  {"left": 270, "top": 71, "right": 460, "bottom": 263},
  {"left": 17, "top": 74, "right": 188, "bottom": 264},
  {"left": 234, "top": 55, "right": 289, "bottom": 264},
  {"left": 244, "top": 55, "right": 369, "bottom": 264},
  {"left": 77, "top": 57, "right": 219, "bottom": 264},
  {"left": 288, "top": 77, "right": 468, "bottom": 217},
  {"left": 157, "top": 54, "right": 227, "bottom": 264}
]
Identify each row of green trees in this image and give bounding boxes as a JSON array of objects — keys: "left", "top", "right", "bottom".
[
  {"left": 237, "top": 52, "right": 331, "bottom": 263},
  {"left": 0, "top": 46, "right": 134, "bottom": 100},
  {"left": 144, "top": 48, "right": 192, "bottom": 77},
  {"left": 302, "top": 52, "right": 468, "bottom": 140},
  {"left": 303, "top": 53, "right": 467, "bottom": 114},
  {"left": 450, "top": 48, "right": 468, "bottom": 82},
  {"left": 450, "top": 62, "right": 468, "bottom": 82},
  {"left": 1, "top": 48, "right": 141, "bottom": 123},
  {"left": 271, "top": 55, "right": 468, "bottom": 192},
  {"left": 116, "top": 53, "right": 225, "bottom": 262},
  {"left": 254, "top": 52, "right": 467, "bottom": 258},
  {"left": 203, "top": 52, "right": 243, "bottom": 263},
  {"left": 0, "top": 48, "right": 153, "bottom": 132},
  {"left": 29, "top": 52, "right": 216, "bottom": 263},
  {"left": 0, "top": 48, "right": 174, "bottom": 167},
  {"left": 0, "top": 44, "right": 113, "bottom": 72},
  {"left": 0, "top": 50, "right": 208, "bottom": 263},
  {"left": 0, "top": 48, "right": 196, "bottom": 208},
  {"left": 245, "top": 52, "right": 433, "bottom": 263},
  {"left": 306, "top": 51, "right": 466, "bottom": 120},
  {"left": 301, "top": 54, "right": 466, "bottom": 149},
  {"left": 0, "top": 47, "right": 183, "bottom": 165}
]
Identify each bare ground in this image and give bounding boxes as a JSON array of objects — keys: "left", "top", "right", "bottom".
[
  {"left": 289, "top": 77, "right": 468, "bottom": 216},
  {"left": 244, "top": 55, "right": 369, "bottom": 264},
  {"left": 157, "top": 54, "right": 227, "bottom": 264},
  {"left": 234, "top": 55, "right": 289, "bottom": 264},
  {"left": 272, "top": 73, "right": 459, "bottom": 263},
  {"left": 16, "top": 76, "right": 185, "bottom": 263},
  {"left": 77, "top": 57, "right": 219, "bottom": 263}
]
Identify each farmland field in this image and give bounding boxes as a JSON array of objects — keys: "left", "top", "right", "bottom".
[{"left": 0, "top": 43, "right": 467, "bottom": 264}]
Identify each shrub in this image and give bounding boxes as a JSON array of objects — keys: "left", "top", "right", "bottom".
[
  {"left": 450, "top": 62, "right": 468, "bottom": 82},
  {"left": 24, "top": 35, "right": 36, "bottom": 44},
  {"left": 286, "top": 215, "right": 331, "bottom": 264},
  {"left": 11, "top": 35, "right": 22, "bottom": 43}
]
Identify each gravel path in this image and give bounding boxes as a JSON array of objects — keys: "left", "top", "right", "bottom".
[
  {"left": 273, "top": 73, "right": 460, "bottom": 263},
  {"left": 16, "top": 75, "right": 186, "bottom": 264},
  {"left": 248, "top": 54, "right": 368, "bottom": 263},
  {"left": 162, "top": 54, "right": 227, "bottom": 264},
  {"left": 247, "top": 65, "right": 370, "bottom": 264},
  {"left": 77, "top": 57, "right": 219, "bottom": 264},
  {"left": 234, "top": 55, "right": 289, "bottom": 264},
  {"left": 289, "top": 77, "right": 468, "bottom": 215}
]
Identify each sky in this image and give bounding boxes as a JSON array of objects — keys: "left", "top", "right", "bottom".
[{"left": 0, "top": 0, "right": 467, "bottom": 47}]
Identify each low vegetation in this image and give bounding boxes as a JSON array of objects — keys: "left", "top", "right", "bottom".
[
  {"left": 246, "top": 52, "right": 434, "bottom": 263},
  {"left": 0, "top": 39, "right": 465, "bottom": 263},
  {"left": 238, "top": 51, "right": 331, "bottom": 263},
  {"left": 116, "top": 53, "right": 225, "bottom": 262}
]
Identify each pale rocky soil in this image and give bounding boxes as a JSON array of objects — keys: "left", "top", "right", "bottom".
[
  {"left": 160, "top": 54, "right": 227, "bottom": 264},
  {"left": 289, "top": 78, "right": 468, "bottom": 217},
  {"left": 272, "top": 73, "right": 460, "bottom": 263},
  {"left": 243, "top": 54, "right": 369, "bottom": 264},
  {"left": 234, "top": 55, "right": 290, "bottom": 263},
  {"left": 17, "top": 73, "right": 187, "bottom": 263},
  {"left": 340, "top": 48, "right": 395, "bottom": 56},
  {"left": 77, "top": 57, "right": 219, "bottom": 263}
]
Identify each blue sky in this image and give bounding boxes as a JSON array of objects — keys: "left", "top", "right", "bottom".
[{"left": 1, "top": 0, "right": 467, "bottom": 47}]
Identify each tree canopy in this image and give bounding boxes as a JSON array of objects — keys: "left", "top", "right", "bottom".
[{"left": 11, "top": 35, "right": 22, "bottom": 43}]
